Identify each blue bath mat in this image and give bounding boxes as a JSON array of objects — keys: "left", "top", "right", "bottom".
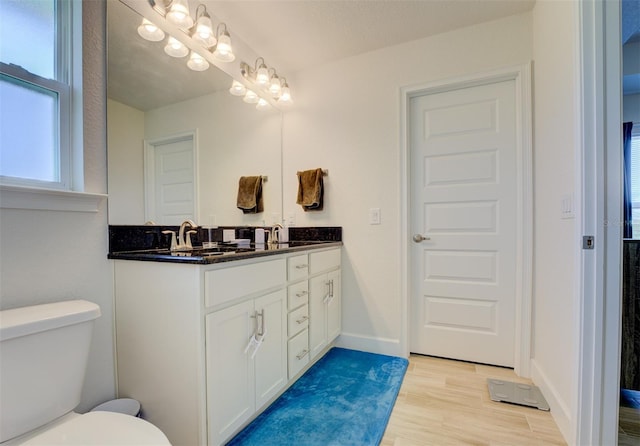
[{"left": 226, "top": 347, "right": 408, "bottom": 446}]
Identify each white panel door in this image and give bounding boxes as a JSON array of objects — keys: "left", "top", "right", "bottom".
[
  {"left": 145, "top": 134, "right": 196, "bottom": 225},
  {"left": 410, "top": 80, "right": 517, "bottom": 367}
]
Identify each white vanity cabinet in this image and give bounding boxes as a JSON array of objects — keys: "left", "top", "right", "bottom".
[
  {"left": 113, "top": 246, "right": 341, "bottom": 446},
  {"left": 286, "top": 258, "right": 311, "bottom": 378},
  {"left": 205, "top": 283, "right": 287, "bottom": 445},
  {"left": 308, "top": 249, "right": 342, "bottom": 360}
]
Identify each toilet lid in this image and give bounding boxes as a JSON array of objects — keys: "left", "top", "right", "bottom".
[{"left": 20, "top": 412, "right": 171, "bottom": 445}]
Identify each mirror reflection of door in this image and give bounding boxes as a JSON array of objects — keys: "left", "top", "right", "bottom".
[{"left": 144, "top": 131, "right": 197, "bottom": 225}]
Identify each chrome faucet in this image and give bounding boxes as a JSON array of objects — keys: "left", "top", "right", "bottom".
[
  {"left": 269, "top": 223, "right": 283, "bottom": 245},
  {"left": 178, "top": 219, "right": 197, "bottom": 250}
]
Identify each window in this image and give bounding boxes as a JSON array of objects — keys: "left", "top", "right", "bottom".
[
  {"left": 0, "top": 0, "right": 75, "bottom": 190},
  {"left": 631, "top": 125, "right": 640, "bottom": 238}
]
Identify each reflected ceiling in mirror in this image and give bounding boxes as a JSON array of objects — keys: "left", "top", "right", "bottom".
[{"left": 108, "top": 0, "right": 231, "bottom": 111}]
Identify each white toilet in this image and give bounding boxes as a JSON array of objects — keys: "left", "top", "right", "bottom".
[{"left": 0, "top": 300, "right": 171, "bottom": 445}]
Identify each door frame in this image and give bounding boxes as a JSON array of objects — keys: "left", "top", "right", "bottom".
[
  {"left": 144, "top": 130, "right": 199, "bottom": 224},
  {"left": 399, "top": 63, "right": 533, "bottom": 377},
  {"left": 575, "top": 0, "right": 622, "bottom": 444}
]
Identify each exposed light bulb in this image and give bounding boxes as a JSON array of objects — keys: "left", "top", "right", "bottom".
[
  {"left": 256, "top": 98, "right": 271, "bottom": 111},
  {"left": 166, "top": 0, "right": 194, "bottom": 29},
  {"left": 229, "top": 80, "right": 247, "bottom": 96},
  {"left": 164, "top": 37, "right": 189, "bottom": 58},
  {"left": 213, "top": 31, "right": 235, "bottom": 62},
  {"left": 187, "top": 51, "right": 209, "bottom": 71},
  {"left": 192, "top": 13, "right": 216, "bottom": 48},
  {"left": 243, "top": 90, "right": 259, "bottom": 104},
  {"left": 137, "top": 18, "right": 165, "bottom": 41}
]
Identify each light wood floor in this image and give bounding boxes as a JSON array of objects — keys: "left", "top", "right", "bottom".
[
  {"left": 618, "top": 405, "right": 640, "bottom": 445},
  {"left": 381, "top": 354, "right": 567, "bottom": 445}
]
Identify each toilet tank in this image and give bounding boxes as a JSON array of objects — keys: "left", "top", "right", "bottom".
[{"left": 0, "top": 300, "right": 101, "bottom": 443}]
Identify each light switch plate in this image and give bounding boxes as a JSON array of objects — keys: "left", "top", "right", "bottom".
[
  {"left": 560, "top": 193, "right": 575, "bottom": 219},
  {"left": 369, "top": 208, "right": 381, "bottom": 225}
]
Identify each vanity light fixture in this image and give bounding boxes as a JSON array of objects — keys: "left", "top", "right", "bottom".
[
  {"left": 191, "top": 5, "right": 216, "bottom": 48},
  {"left": 243, "top": 90, "right": 259, "bottom": 104},
  {"left": 238, "top": 57, "right": 293, "bottom": 107},
  {"left": 254, "top": 58, "right": 269, "bottom": 85},
  {"left": 164, "top": 36, "right": 189, "bottom": 57},
  {"left": 229, "top": 80, "right": 247, "bottom": 96},
  {"left": 138, "top": 0, "right": 236, "bottom": 71},
  {"left": 268, "top": 71, "right": 282, "bottom": 97},
  {"left": 277, "top": 79, "right": 292, "bottom": 105},
  {"left": 187, "top": 50, "right": 209, "bottom": 71},
  {"left": 256, "top": 98, "right": 271, "bottom": 111},
  {"left": 212, "top": 24, "right": 235, "bottom": 62},
  {"left": 166, "top": 0, "right": 193, "bottom": 29},
  {"left": 137, "top": 18, "right": 165, "bottom": 41}
]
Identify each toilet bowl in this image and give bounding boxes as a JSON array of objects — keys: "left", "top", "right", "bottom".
[{"left": 0, "top": 300, "right": 171, "bottom": 445}]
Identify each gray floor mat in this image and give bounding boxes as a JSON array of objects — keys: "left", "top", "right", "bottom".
[{"left": 487, "top": 378, "right": 550, "bottom": 411}]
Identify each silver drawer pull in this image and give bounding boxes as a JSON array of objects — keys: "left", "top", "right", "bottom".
[
  {"left": 296, "top": 315, "right": 309, "bottom": 324},
  {"left": 296, "top": 349, "right": 309, "bottom": 360},
  {"left": 295, "top": 291, "right": 308, "bottom": 297},
  {"left": 295, "top": 264, "right": 308, "bottom": 269}
]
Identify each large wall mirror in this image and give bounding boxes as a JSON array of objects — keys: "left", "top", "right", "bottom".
[{"left": 107, "top": 0, "right": 283, "bottom": 227}]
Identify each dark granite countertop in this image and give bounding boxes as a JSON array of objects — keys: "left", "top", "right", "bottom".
[{"left": 108, "top": 241, "right": 343, "bottom": 265}]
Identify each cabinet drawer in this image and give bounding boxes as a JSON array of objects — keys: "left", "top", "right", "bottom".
[
  {"left": 309, "top": 249, "right": 341, "bottom": 275},
  {"left": 287, "top": 281, "right": 308, "bottom": 310},
  {"left": 287, "top": 254, "right": 309, "bottom": 282},
  {"left": 288, "top": 329, "right": 309, "bottom": 379},
  {"left": 204, "top": 259, "right": 286, "bottom": 308},
  {"left": 288, "top": 305, "right": 309, "bottom": 337}
]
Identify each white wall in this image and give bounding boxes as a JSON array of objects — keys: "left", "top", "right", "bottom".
[
  {"left": 107, "top": 99, "right": 145, "bottom": 224},
  {"left": 282, "top": 13, "right": 533, "bottom": 355},
  {"left": 109, "top": 91, "right": 283, "bottom": 226},
  {"left": 530, "top": 0, "right": 579, "bottom": 442},
  {"left": 145, "top": 91, "right": 282, "bottom": 227},
  {"left": 0, "top": 1, "right": 115, "bottom": 413}
]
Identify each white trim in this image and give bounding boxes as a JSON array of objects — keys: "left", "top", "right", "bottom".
[
  {"left": 144, "top": 130, "right": 199, "bottom": 224},
  {"left": 335, "top": 332, "right": 402, "bottom": 357},
  {"left": 576, "top": 0, "right": 622, "bottom": 444},
  {"left": 399, "top": 63, "right": 534, "bottom": 377},
  {"left": 0, "top": 185, "right": 106, "bottom": 213},
  {"left": 531, "top": 359, "right": 572, "bottom": 437}
]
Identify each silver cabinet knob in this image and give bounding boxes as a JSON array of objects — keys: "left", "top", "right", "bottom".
[{"left": 412, "top": 234, "right": 431, "bottom": 243}]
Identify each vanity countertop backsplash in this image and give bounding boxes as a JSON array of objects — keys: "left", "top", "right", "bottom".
[{"left": 108, "top": 225, "right": 342, "bottom": 264}]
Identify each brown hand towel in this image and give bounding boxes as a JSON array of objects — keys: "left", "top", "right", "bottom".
[
  {"left": 296, "top": 168, "right": 324, "bottom": 212},
  {"left": 237, "top": 176, "right": 264, "bottom": 214}
]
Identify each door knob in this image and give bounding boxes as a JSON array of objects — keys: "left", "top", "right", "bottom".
[{"left": 412, "top": 234, "right": 431, "bottom": 243}]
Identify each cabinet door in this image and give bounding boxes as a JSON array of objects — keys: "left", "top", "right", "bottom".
[
  {"left": 327, "top": 269, "right": 341, "bottom": 343},
  {"left": 254, "top": 289, "right": 287, "bottom": 409},
  {"left": 309, "top": 274, "right": 329, "bottom": 359},
  {"left": 206, "top": 301, "right": 255, "bottom": 446}
]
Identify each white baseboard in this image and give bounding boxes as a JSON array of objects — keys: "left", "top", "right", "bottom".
[
  {"left": 530, "top": 359, "right": 572, "bottom": 445},
  {"left": 335, "top": 332, "right": 404, "bottom": 357}
]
